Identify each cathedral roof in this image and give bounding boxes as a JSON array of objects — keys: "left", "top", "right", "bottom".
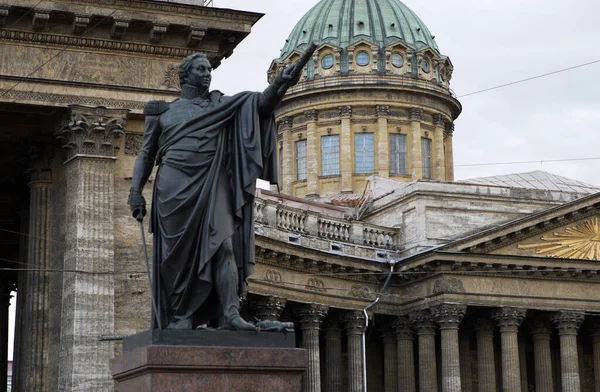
[
  {"left": 279, "top": 0, "right": 440, "bottom": 60},
  {"left": 462, "top": 170, "right": 600, "bottom": 195}
]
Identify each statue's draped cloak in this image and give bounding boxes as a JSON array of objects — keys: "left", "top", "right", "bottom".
[{"left": 145, "top": 91, "right": 277, "bottom": 327}]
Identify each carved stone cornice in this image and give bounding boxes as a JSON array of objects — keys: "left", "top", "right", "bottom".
[
  {"left": 111, "top": 19, "right": 130, "bottom": 40},
  {"left": 295, "top": 304, "right": 328, "bottom": 330},
  {"left": 277, "top": 116, "right": 294, "bottom": 130},
  {"left": 343, "top": 310, "right": 365, "bottom": 335},
  {"left": 32, "top": 10, "right": 50, "bottom": 31},
  {"left": 150, "top": 24, "right": 168, "bottom": 44},
  {"left": 250, "top": 296, "right": 287, "bottom": 321},
  {"left": 409, "top": 309, "right": 436, "bottom": 335},
  {"left": 188, "top": 27, "right": 206, "bottom": 48},
  {"left": 431, "top": 303, "right": 466, "bottom": 330},
  {"left": 375, "top": 105, "right": 389, "bottom": 118},
  {"left": 493, "top": 308, "right": 526, "bottom": 332},
  {"left": 445, "top": 122, "right": 455, "bottom": 137},
  {"left": 28, "top": 145, "right": 54, "bottom": 186},
  {"left": 0, "top": 29, "right": 201, "bottom": 60},
  {"left": 304, "top": 110, "right": 318, "bottom": 122},
  {"left": 408, "top": 108, "right": 423, "bottom": 121},
  {"left": 339, "top": 106, "right": 352, "bottom": 118},
  {"left": 0, "top": 6, "right": 8, "bottom": 27},
  {"left": 0, "top": 89, "right": 146, "bottom": 112},
  {"left": 552, "top": 311, "right": 584, "bottom": 335},
  {"left": 72, "top": 15, "right": 90, "bottom": 35},
  {"left": 55, "top": 105, "right": 129, "bottom": 163},
  {"left": 433, "top": 114, "right": 445, "bottom": 127},
  {"left": 392, "top": 316, "right": 414, "bottom": 340}
]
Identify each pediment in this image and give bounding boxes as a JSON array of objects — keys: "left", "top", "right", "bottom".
[
  {"left": 492, "top": 215, "right": 600, "bottom": 261},
  {"left": 442, "top": 192, "right": 600, "bottom": 260}
]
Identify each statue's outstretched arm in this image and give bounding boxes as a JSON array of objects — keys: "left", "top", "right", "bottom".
[{"left": 258, "top": 43, "right": 318, "bottom": 113}]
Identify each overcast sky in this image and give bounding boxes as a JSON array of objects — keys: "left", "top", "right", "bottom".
[{"left": 210, "top": 0, "right": 600, "bottom": 186}]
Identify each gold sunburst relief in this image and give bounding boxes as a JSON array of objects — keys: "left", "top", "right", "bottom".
[{"left": 518, "top": 217, "right": 600, "bottom": 261}]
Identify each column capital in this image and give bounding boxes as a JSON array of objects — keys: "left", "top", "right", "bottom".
[
  {"left": 277, "top": 116, "right": 294, "bottom": 130},
  {"left": 552, "top": 311, "right": 584, "bottom": 335},
  {"left": 323, "top": 315, "right": 343, "bottom": 336},
  {"left": 529, "top": 319, "right": 551, "bottom": 339},
  {"left": 433, "top": 114, "right": 445, "bottom": 127},
  {"left": 444, "top": 122, "right": 455, "bottom": 137},
  {"left": 338, "top": 105, "right": 352, "bottom": 118},
  {"left": 493, "top": 307, "right": 526, "bottom": 332},
  {"left": 295, "top": 304, "right": 328, "bottom": 330},
  {"left": 474, "top": 316, "right": 495, "bottom": 335},
  {"left": 408, "top": 108, "right": 423, "bottom": 121},
  {"left": 28, "top": 144, "right": 54, "bottom": 186},
  {"left": 409, "top": 309, "right": 436, "bottom": 335},
  {"left": 589, "top": 321, "right": 600, "bottom": 339},
  {"left": 55, "top": 105, "right": 129, "bottom": 163},
  {"left": 375, "top": 105, "right": 390, "bottom": 117},
  {"left": 343, "top": 310, "right": 366, "bottom": 335},
  {"left": 431, "top": 303, "right": 466, "bottom": 330},
  {"left": 304, "top": 110, "right": 318, "bottom": 122},
  {"left": 250, "top": 296, "right": 286, "bottom": 322},
  {"left": 393, "top": 315, "right": 414, "bottom": 340}
]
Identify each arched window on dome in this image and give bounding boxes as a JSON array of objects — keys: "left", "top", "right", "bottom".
[{"left": 356, "top": 51, "right": 370, "bottom": 67}]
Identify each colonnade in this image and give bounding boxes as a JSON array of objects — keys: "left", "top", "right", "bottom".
[{"left": 249, "top": 296, "right": 599, "bottom": 392}]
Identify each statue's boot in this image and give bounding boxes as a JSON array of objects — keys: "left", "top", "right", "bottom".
[
  {"left": 166, "top": 317, "right": 192, "bottom": 330},
  {"left": 215, "top": 238, "right": 256, "bottom": 331}
]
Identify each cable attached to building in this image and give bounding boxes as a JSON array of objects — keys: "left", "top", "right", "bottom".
[{"left": 361, "top": 259, "right": 397, "bottom": 392}]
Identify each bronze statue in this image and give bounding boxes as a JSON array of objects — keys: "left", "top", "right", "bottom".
[{"left": 128, "top": 44, "right": 316, "bottom": 331}]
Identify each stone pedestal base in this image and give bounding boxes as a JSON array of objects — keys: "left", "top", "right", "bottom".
[{"left": 111, "top": 331, "right": 307, "bottom": 392}]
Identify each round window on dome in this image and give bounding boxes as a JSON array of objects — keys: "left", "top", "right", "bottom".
[
  {"left": 391, "top": 53, "right": 404, "bottom": 68},
  {"left": 356, "top": 51, "right": 370, "bottom": 67},
  {"left": 321, "top": 54, "right": 334, "bottom": 69},
  {"left": 420, "top": 59, "right": 430, "bottom": 73}
]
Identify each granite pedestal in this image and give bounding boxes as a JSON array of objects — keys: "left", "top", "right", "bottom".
[{"left": 111, "top": 330, "right": 307, "bottom": 392}]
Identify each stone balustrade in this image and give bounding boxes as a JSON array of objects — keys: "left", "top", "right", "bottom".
[{"left": 254, "top": 190, "right": 399, "bottom": 253}]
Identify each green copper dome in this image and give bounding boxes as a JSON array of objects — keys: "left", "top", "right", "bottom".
[{"left": 279, "top": 0, "right": 440, "bottom": 59}]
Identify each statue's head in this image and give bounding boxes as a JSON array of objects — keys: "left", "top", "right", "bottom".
[{"left": 179, "top": 53, "right": 212, "bottom": 91}]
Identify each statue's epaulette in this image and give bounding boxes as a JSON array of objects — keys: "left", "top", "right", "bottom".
[{"left": 143, "top": 100, "right": 169, "bottom": 116}]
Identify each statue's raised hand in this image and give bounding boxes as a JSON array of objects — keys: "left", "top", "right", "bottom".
[{"left": 276, "top": 42, "right": 318, "bottom": 95}]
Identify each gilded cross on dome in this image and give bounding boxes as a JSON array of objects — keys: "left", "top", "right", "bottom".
[{"left": 518, "top": 217, "right": 600, "bottom": 260}]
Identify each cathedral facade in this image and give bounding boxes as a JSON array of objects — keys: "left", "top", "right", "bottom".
[{"left": 1, "top": 1, "right": 600, "bottom": 392}]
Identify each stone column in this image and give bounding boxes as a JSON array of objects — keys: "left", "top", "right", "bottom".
[
  {"left": 493, "top": 308, "right": 526, "bottom": 392},
  {"left": 518, "top": 333, "right": 528, "bottom": 392},
  {"left": 23, "top": 145, "right": 53, "bottom": 392},
  {"left": 279, "top": 117, "right": 294, "bottom": 194},
  {"left": 382, "top": 322, "right": 398, "bottom": 392},
  {"left": 432, "top": 114, "right": 446, "bottom": 181},
  {"left": 409, "top": 108, "right": 423, "bottom": 180},
  {"left": 444, "top": 123, "right": 455, "bottom": 181},
  {"left": 474, "top": 317, "right": 497, "bottom": 392},
  {"left": 323, "top": 316, "right": 343, "bottom": 392},
  {"left": 339, "top": 105, "right": 353, "bottom": 193},
  {"left": 0, "top": 287, "right": 12, "bottom": 392},
  {"left": 12, "top": 209, "right": 28, "bottom": 392},
  {"left": 530, "top": 320, "right": 554, "bottom": 392},
  {"left": 376, "top": 105, "right": 390, "bottom": 177},
  {"left": 296, "top": 304, "right": 328, "bottom": 392},
  {"left": 394, "top": 316, "right": 416, "bottom": 392},
  {"left": 590, "top": 324, "right": 600, "bottom": 392},
  {"left": 432, "top": 304, "right": 466, "bottom": 392},
  {"left": 54, "top": 104, "right": 128, "bottom": 392},
  {"left": 250, "top": 296, "right": 286, "bottom": 321},
  {"left": 552, "top": 312, "right": 585, "bottom": 392},
  {"left": 305, "top": 110, "right": 319, "bottom": 197},
  {"left": 459, "top": 330, "right": 473, "bottom": 392},
  {"left": 344, "top": 310, "right": 366, "bottom": 392},
  {"left": 410, "top": 309, "right": 438, "bottom": 392}
]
